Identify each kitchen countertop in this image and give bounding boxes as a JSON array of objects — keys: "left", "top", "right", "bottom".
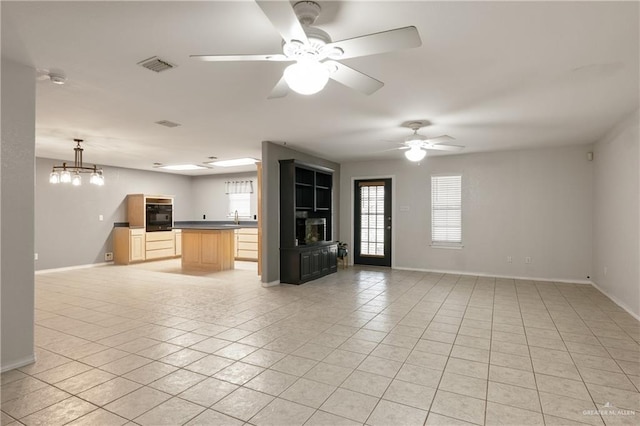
[
  {"left": 113, "top": 221, "right": 257, "bottom": 229},
  {"left": 175, "top": 225, "right": 242, "bottom": 230},
  {"left": 174, "top": 221, "right": 257, "bottom": 228}
]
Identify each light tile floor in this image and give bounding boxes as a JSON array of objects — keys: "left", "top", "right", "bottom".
[{"left": 2, "top": 260, "right": 639, "bottom": 425}]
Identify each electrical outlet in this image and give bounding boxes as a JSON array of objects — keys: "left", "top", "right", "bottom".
[
  {"left": 525, "top": 256, "right": 532, "bottom": 264},
  {"left": 99, "top": 214, "right": 104, "bottom": 221},
  {"left": 203, "top": 214, "right": 206, "bottom": 220},
  {"left": 34, "top": 253, "right": 38, "bottom": 261},
  {"left": 105, "top": 252, "right": 114, "bottom": 261},
  {"left": 507, "top": 256, "right": 512, "bottom": 263}
]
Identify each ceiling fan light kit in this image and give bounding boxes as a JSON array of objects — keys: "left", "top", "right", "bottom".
[
  {"left": 391, "top": 121, "right": 465, "bottom": 162},
  {"left": 405, "top": 145, "right": 427, "bottom": 162},
  {"left": 284, "top": 59, "right": 330, "bottom": 95},
  {"left": 49, "top": 139, "right": 105, "bottom": 186},
  {"left": 191, "top": 0, "right": 422, "bottom": 97}
]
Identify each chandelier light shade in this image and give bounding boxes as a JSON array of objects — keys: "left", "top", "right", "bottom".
[
  {"left": 49, "top": 139, "right": 105, "bottom": 186},
  {"left": 405, "top": 146, "right": 427, "bottom": 162},
  {"left": 284, "top": 60, "right": 329, "bottom": 95},
  {"left": 49, "top": 171, "right": 60, "bottom": 184},
  {"left": 60, "top": 170, "right": 71, "bottom": 183}
]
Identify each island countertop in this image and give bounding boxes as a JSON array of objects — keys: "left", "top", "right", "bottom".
[
  {"left": 174, "top": 221, "right": 257, "bottom": 229},
  {"left": 174, "top": 225, "right": 242, "bottom": 230}
]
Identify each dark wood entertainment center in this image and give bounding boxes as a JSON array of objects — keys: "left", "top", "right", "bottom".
[{"left": 279, "top": 159, "right": 338, "bottom": 284}]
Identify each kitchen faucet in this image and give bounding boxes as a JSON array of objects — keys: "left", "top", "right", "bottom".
[{"left": 234, "top": 210, "right": 239, "bottom": 225}]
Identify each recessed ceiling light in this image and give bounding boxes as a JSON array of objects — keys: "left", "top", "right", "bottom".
[
  {"left": 208, "top": 158, "right": 257, "bottom": 167},
  {"left": 159, "top": 164, "right": 207, "bottom": 171}
]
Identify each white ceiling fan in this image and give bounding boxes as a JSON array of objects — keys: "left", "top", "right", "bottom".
[
  {"left": 393, "top": 121, "right": 464, "bottom": 162},
  {"left": 190, "top": 1, "right": 422, "bottom": 98}
]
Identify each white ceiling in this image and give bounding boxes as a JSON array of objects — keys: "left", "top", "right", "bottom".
[{"left": 2, "top": 1, "right": 638, "bottom": 175}]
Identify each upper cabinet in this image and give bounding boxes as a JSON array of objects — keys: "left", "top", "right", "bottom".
[
  {"left": 280, "top": 159, "right": 334, "bottom": 248},
  {"left": 127, "top": 194, "right": 173, "bottom": 231}
]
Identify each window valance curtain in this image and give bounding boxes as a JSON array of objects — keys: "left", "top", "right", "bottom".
[{"left": 225, "top": 180, "right": 254, "bottom": 194}]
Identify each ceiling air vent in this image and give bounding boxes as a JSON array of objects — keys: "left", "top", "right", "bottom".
[
  {"left": 137, "top": 56, "right": 176, "bottom": 73},
  {"left": 155, "top": 120, "right": 181, "bottom": 128}
]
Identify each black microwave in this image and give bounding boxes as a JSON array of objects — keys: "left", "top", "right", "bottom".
[{"left": 146, "top": 204, "right": 173, "bottom": 232}]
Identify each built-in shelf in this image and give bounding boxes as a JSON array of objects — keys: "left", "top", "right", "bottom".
[{"left": 280, "top": 159, "right": 337, "bottom": 284}]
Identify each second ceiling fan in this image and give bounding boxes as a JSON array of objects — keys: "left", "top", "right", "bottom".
[
  {"left": 391, "top": 121, "right": 465, "bottom": 162},
  {"left": 191, "top": 1, "right": 422, "bottom": 98}
]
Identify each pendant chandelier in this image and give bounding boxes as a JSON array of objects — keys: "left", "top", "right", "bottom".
[{"left": 49, "top": 139, "right": 105, "bottom": 186}]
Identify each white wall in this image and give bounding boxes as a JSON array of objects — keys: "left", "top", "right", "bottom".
[
  {"left": 35, "top": 158, "right": 193, "bottom": 270},
  {"left": 1, "top": 58, "right": 36, "bottom": 371},
  {"left": 340, "top": 145, "right": 594, "bottom": 282},
  {"left": 190, "top": 172, "right": 258, "bottom": 221},
  {"left": 592, "top": 110, "right": 640, "bottom": 318}
]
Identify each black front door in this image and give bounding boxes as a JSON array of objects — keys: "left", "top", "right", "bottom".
[{"left": 354, "top": 179, "right": 392, "bottom": 267}]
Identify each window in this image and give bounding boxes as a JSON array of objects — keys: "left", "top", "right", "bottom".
[
  {"left": 228, "top": 193, "right": 251, "bottom": 218},
  {"left": 431, "top": 175, "right": 462, "bottom": 246}
]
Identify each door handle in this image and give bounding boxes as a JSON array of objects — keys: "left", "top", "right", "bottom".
[{"left": 386, "top": 226, "right": 391, "bottom": 230}]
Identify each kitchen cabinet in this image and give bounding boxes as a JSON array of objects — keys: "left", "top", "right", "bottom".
[
  {"left": 114, "top": 228, "right": 146, "bottom": 264},
  {"left": 181, "top": 228, "right": 235, "bottom": 271},
  {"left": 175, "top": 229, "right": 182, "bottom": 256},
  {"left": 235, "top": 227, "right": 258, "bottom": 261},
  {"left": 114, "top": 228, "right": 182, "bottom": 264},
  {"left": 145, "top": 231, "right": 175, "bottom": 260},
  {"left": 127, "top": 194, "right": 173, "bottom": 229}
]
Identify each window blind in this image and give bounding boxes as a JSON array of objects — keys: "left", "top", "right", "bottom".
[
  {"left": 359, "top": 183, "right": 385, "bottom": 256},
  {"left": 431, "top": 175, "right": 462, "bottom": 244},
  {"left": 228, "top": 193, "right": 251, "bottom": 218}
]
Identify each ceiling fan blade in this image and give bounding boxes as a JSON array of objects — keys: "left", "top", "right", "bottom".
[
  {"left": 378, "top": 146, "right": 410, "bottom": 153},
  {"left": 326, "top": 61, "right": 384, "bottom": 95},
  {"left": 327, "top": 26, "right": 421, "bottom": 60},
  {"left": 255, "top": 0, "right": 309, "bottom": 44},
  {"left": 190, "top": 54, "right": 290, "bottom": 62},
  {"left": 424, "top": 144, "right": 465, "bottom": 151},
  {"left": 267, "top": 75, "right": 289, "bottom": 99},
  {"left": 424, "top": 135, "right": 455, "bottom": 144}
]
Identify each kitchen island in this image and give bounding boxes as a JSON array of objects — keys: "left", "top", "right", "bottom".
[{"left": 177, "top": 226, "right": 240, "bottom": 271}]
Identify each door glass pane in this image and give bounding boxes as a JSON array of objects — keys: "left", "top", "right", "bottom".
[{"left": 360, "top": 184, "right": 385, "bottom": 256}]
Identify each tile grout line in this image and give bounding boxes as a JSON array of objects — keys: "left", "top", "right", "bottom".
[
  {"left": 546, "top": 281, "right": 614, "bottom": 425},
  {"left": 514, "top": 280, "right": 545, "bottom": 425}
]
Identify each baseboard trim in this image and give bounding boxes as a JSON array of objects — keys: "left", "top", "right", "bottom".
[
  {"left": 1, "top": 353, "right": 36, "bottom": 373},
  {"left": 35, "top": 262, "right": 112, "bottom": 274},
  {"left": 589, "top": 280, "right": 640, "bottom": 321},
  {"left": 262, "top": 280, "right": 280, "bottom": 288},
  {"left": 391, "top": 266, "right": 592, "bottom": 285}
]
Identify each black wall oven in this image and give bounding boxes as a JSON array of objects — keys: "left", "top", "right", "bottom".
[{"left": 146, "top": 204, "right": 173, "bottom": 232}]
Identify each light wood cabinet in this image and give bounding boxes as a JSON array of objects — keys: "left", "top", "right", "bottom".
[
  {"left": 114, "top": 228, "right": 146, "bottom": 264},
  {"left": 174, "top": 229, "right": 182, "bottom": 256},
  {"left": 182, "top": 229, "right": 235, "bottom": 271},
  {"left": 127, "top": 194, "right": 146, "bottom": 228},
  {"left": 130, "top": 230, "right": 146, "bottom": 262},
  {"left": 114, "top": 228, "right": 183, "bottom": 264},
  {"left": 235, "top": 227, "right": 258, "bottom": 261},
  {"left": 115, "top": 194, "right": 179, "bottom": 264},
  {"left": 127, "top": 194, "right": 173, "bottom": 229},
  {"left": 145, "top": 231, "right": 175, "bottom": 259}
]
